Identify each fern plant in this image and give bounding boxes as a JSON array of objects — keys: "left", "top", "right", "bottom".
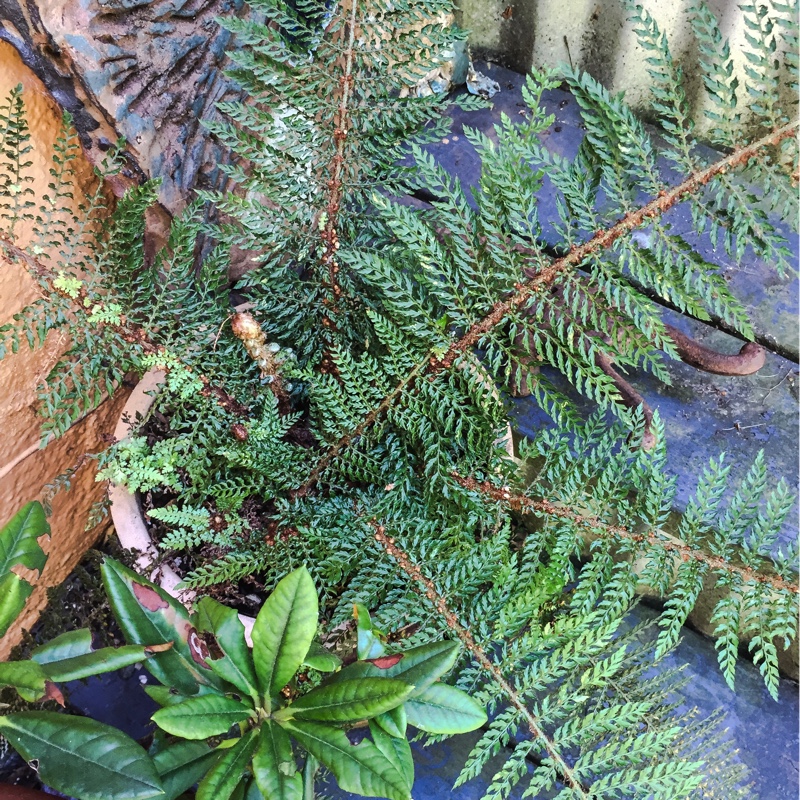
[{"left": 0, "top": 1, "right": 797, "bottom": 798}]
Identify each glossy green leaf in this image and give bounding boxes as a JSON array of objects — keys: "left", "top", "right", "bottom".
[
  {"left": 0, "top": 571, "right": 33, "bottom": 640},
  {"left": 196, "top": 730, "right": 258, "bottom": 800},
  {"left": 32, "top": 628, "right": 94, "bottom": 663},
  {"left": 153, "top": 740, "right": 219, "bottom": 800},
  {"left": 323, "top": 640, "right": 459, "bottom": 696},
  {"left": 144, "top": 685, "right": 186, "bottom": 707},
  {"left": 0, "top": 501, "right": 49, "bottom": 577},
  {"left": 355, "top": 603, "right": 385, "bottom": 660},
  {"left": 0, "top": 711, "right": 163, "bottom": 800},
  {"left": 303, "top": 640, "right": 342, "bottom": 672},
  {"left": 253, "top": 719, "right": 302, "bottom": 800},
  {"left": 373, "top": 704, "right": 407, "bottom": 738},
  {"left": 366, "top": 641, "right": 460, "bottom": 695},
  {"left": 281, "top": 719, "right": 410, "bottom": 800},
  {"left": 102, "top": 557, "right": 223, "bottom": 695},
  {"left": 389, "top": 641, "right": 460, "bottom": 694},
  {"left": 369, "top": 721, "right": 413, "bottom": 791},
  {"left": 245, "top": 778, "right": 266, "bottom": 800},
  {"left": 152, "top": 693, "right": 254, "bottom": 739},
  {"left": 40, "top": 642, "right": 173, "bottom": 683},
  {"left": 251, "top": 567, "right": 317, "bottom": 700},
  {"left": 0, "top": 660, "right": 46, "bottom": 701},
  {"left": 230, "top": 779, "right": 249, "bottom": 800},
  {"left": 302, "top": 753, "right": 318, "bottom": 800},
  {"left": 275, "top": 678, "right": 413, "bottom": 723},
  {"left": 194, "top": 596, "right": 259, "bottom": 701},
  {"left": 320, "top": 661, "right": 377, "bottom": 685},
  {"left": 0, "top": 502, "right": 49, "bottom": 640},
  {"left": 404, "top": 683, "right": 487, "bottom": 734}
]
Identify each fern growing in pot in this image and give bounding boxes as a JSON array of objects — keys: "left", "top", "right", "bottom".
[{"left": 0, "top": 0, "right": 798, "bottom": 798}]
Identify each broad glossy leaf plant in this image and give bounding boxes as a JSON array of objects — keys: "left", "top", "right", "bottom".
[{"left": 0, "top": 562, "right": 486, "bottom": 800}]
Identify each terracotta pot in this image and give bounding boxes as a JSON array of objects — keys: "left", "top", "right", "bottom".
[{"left": 108, "top": 369, "right": 256, "bottom": 643}]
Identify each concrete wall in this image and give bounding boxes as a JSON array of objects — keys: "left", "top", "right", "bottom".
[
  {"left": 0, "top": 42, "right": 127, "bottom": 658},
  {"left": 457, "top": 0, "right": 794, "bottom": 135}
]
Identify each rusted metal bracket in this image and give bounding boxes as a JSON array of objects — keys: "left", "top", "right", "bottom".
[{"left": 664, "top": 323, "right": 766, "bottom": 376}]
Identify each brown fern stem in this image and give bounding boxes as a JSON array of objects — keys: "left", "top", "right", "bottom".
[
  {"left": 0, "top": 237, "right": 252, "bottom": 419},
  {"left": 321, "top": 0, "right": 359, "bottom": 304},
  {"left": 292, "top": 358, "right": 428, "bottom": 497},
  {"left": 0, "top": 234, "right": 50, "bottom": 278},
  {"left": 451, "top": 473, "right": 800, "bottom": 596},
  {"left": 372, "top": 524, "right": 590, "bottom": 797},
  {"left": 292, "top": 121, "right": 798, "bottom": 496}
]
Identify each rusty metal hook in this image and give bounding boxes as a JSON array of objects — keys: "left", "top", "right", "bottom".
[{"left": 665, "top": 324, "right": 766, "bottom": 376}]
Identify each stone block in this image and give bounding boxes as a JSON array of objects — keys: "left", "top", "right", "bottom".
[{"left": 0, "top": 42, "right": 126, "bottom": 656}]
